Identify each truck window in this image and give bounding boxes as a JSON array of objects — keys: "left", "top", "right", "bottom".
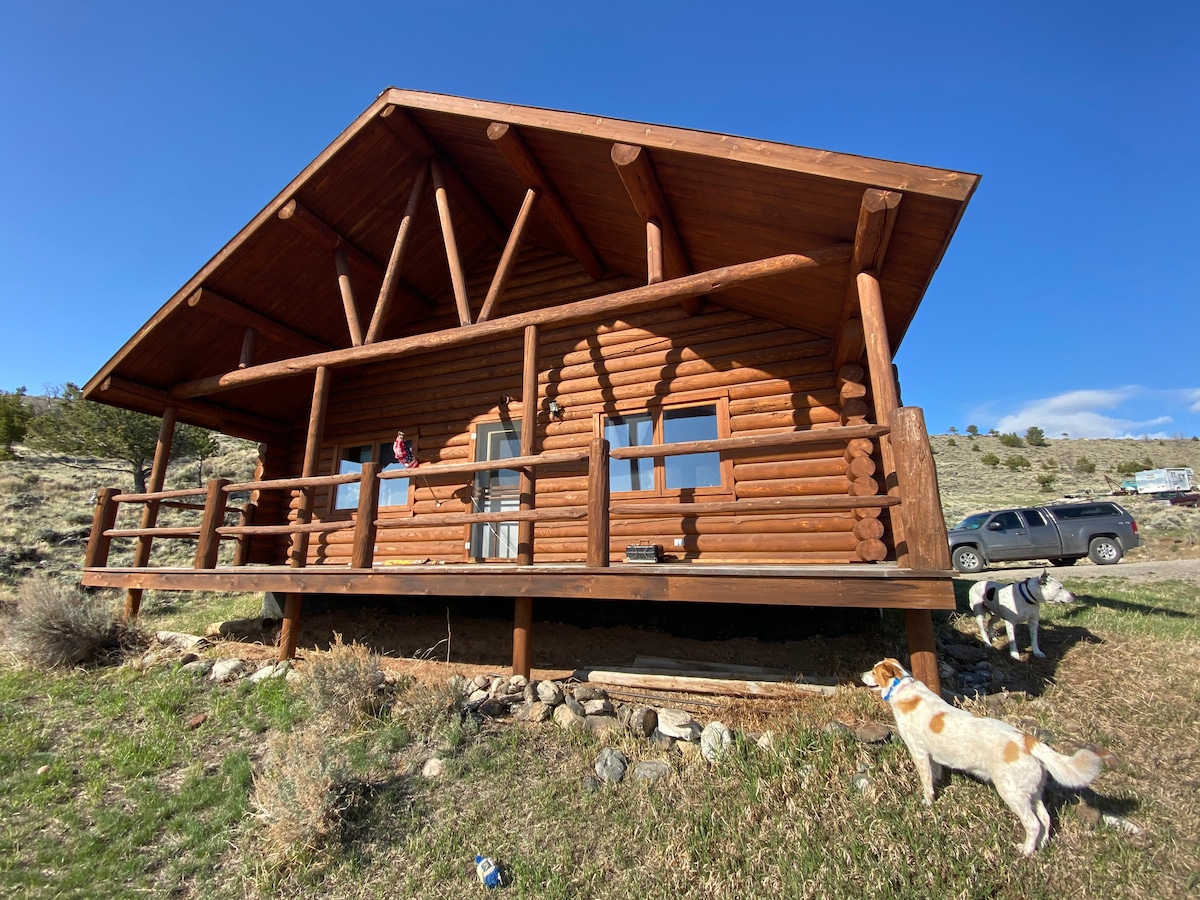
[
  {"left": 992, "top": 511, "right": 1021, "bottom": 529},
  {"left": 1052, "top": 503, "right": 1120, "bottom": 520},
  {"left": 1020, "top": 509, "right": 1047, "bottom": 527}
]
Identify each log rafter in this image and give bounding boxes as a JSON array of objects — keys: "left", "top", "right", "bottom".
[
  {"left": 432, "top": 161, "right": 474, "bottom": 327},
  {"left": 365, "top": 165, "right": 429, "bottom": 343},
  {"left": 186, "top": 288, "right": 331, "bottom": 356},
  {"left": 611, "top": 143, "right": 702, "bottom": 315},
  {"left": 833, "top": 188, "right": 902, "bottom": 365},
  {"left": 477, "top": 187, "right": 540, "bottom": 323},
  {"left": 98, "top": 376, "right": 290, "bottom": 443},
  {"left": 487, "top": 122, "right": 606, "bottom": 280},
  {"left": 170, "top": 244, "right": 852, "bottom": 400}
]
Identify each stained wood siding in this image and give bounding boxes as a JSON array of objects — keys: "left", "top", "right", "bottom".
[{"left": 275, "top": 249, "right": 887, "bottom": 566}]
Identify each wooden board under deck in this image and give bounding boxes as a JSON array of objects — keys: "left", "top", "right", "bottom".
[{"left": 82, "top": 564, "right": 956, "bottom": 609}]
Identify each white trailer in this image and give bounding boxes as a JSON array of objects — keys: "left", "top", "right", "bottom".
[{"left": 1134, "top": 468, "right": 1195, "bottom": 494}]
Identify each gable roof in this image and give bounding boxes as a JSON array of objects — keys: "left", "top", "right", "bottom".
[{"left": 83, "top": 88, "right": 979, "bottom": 440}]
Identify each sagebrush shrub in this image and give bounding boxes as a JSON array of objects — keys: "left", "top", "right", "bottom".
[
  {"left": 1004, "top": 455, "right": 1032, "bottom": 470},
  {"left": 1073, "top": 456, "right": 1097, "bottom": 473},
  {"left": 5, "top": 576, "right": 144, "bottom": 667},
  {"left": 997, "top": 432, "right": 1024, "bottom": 448},
  {"left": 299, "top": 634, "right": 390, "bottom": 724},
  {"left": 981, "top": 452, "right": 999, "bottom": 467}
]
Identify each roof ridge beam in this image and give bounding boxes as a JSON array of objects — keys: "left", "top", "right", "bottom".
[
  {"left": 186, "top": 288, "right": 332, "bottom": 355},
  {"left": 611, "top": 142, "right": 703, "bottom": 315},
  {"left": 379, "top": 105, "right": 507, "bottom": 246},
  {"left": 487, "top": 122, "right": 606, "bottom": 281},
  {"left": 834, "top": 189, "right": 902, "bottom": 368},
  {"left": 170, "top": 243, "right": 852, "bottom": 399}
]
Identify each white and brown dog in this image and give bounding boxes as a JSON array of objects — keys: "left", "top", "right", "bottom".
[
  {"left": 969, "top": 572, "right": 1075, "bottom": 659},
  {"left": 863, "top": 658, "right": 1103, "bottom": 854}
]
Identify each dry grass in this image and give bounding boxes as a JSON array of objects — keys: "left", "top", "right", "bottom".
[
  {"left": 3, "top": 575, "right": 145, "bottom": 667},
  {"left": 297, "top": 634, "right": 392, "bottom": 725}
]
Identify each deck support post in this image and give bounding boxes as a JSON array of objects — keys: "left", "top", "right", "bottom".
[
  {"left": 587, "top": 438, "right": 611, "bottom": 567},
  {"left": 232, "top": 502, "right": 256, "bottom": 567},
  {"left": 350, "top": 462, "right": 380, "bottom": 569},
  {"left": 513, "top": 324, "right": 540, "bottom": 676},
  {"left": 125, "top": 406, "right": 177, "bottom": 618},
  {"left": 85, "top": 488, "right": 121, "bottom": 570},
  {"left": 194, "top": 478, "right": 231, "bottom": 570},
  {"left": 281, "top": 365, "right": 332, "bottom": 661},
  {"left": 888, "top": 406, "right": 949, "bottom": 692}
]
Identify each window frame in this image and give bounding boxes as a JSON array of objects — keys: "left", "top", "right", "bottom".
[
  {"left": 328, "top": 432, "right": 418, "bottom": 515},
  {"left": 595, "top": 395, "right": 733, "bottom": 499}
]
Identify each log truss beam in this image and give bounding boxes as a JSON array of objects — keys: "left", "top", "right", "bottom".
[
  {"left": 611, "top": 143, "right": 703, "bottom": 315},
  {"left": 432, "top": 160, "right": 474, "bottom": 327},
  {"left": 98, "top": 376, "right": 290, "bottom": 444},
  {"left": 488, "top": 122, "right": 606, "bottom": 280},
  {"left": 833, "top": 188, "right": 902, "bottom": 366},
  {"left": 277, "top": 198, "right": 431, "bottom": 339},
  {"left": 170, "top": 243, "right": 852, "bottom": 399},
  {"left": 477, "top": 187, "right": 539, "bottom": 323},
  {"left": 379, "top": 104, "right": 507, "bottom": 246},
  {"left": 365, "top": 165, "right": 429, "bottom": 343}
]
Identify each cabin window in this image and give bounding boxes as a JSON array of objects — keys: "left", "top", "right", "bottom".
[
  {"left": 333, "top": 440, "right": 412, "bottom": 511},
  {"left": 602, "top": 402, "right": 726, "bottom": 495}
]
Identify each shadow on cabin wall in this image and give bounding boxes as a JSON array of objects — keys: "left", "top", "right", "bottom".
[{"left": 263, "top": 591, "right": 873, "bottom": 642}]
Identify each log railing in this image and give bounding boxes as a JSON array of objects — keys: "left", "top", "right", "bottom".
[{"left": 85, "top": 414, "right": 951, "bottom": 573}]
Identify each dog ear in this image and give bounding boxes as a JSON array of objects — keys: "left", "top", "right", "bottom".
[{"left": 1039, "top": 568, "right": 1049, "bottom": 585}]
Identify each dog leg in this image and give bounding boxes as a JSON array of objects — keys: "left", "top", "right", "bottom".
[
  {"left": 997, "top": 783, "right": 1045, "bottom": 855},
  {"left": 1029, "top": 612, "right": 1045, "bottom": 658},
  {"left": 1035, "top": 799, "right": 1051, "bottom": 850},
  {"left": 1004, "top": 618, "right": 1021, "bottom": 660},
  {"left": 973, "top": 610, "right": 992, "bottom": 647},
  {"left": 914, "top": 753, "right": 937, "bottom": 805}
]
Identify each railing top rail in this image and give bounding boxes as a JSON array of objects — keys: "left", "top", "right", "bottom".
[
  {"left": 116, "top": 487, "right": 209, "bottom": 503},
  {"left": 223, "top": 472, "right": 361, "bottom": 493},
  {"left": 385, "top": 448, "right": 590, "bottom": 480},
  {"left": 609, "top": 423, "right": 889, "bottom": 461}
]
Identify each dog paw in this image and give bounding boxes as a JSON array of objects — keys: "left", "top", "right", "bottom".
[
  {"left": 1032, "top": 649, "right": 1046, "bottom": 658},
  {"left": 1009, "top": 651, "right": 1023, "bottom": 660}
]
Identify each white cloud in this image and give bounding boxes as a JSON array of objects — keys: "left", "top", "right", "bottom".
[{"left": 989, "top": 387, "right": 1197, "bottom": 439}]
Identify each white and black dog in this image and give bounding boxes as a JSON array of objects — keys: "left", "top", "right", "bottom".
[{"left": 969, "top": 572, "right": 1075, "bottom": 659}]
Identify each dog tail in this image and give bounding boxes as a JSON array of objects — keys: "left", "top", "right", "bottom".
[{"left": 1031, "top": 743, "right": 1103, "bottom": 788}]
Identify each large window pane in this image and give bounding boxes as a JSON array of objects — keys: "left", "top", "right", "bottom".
[
  {"left": 605, "top": 413, "right": 654, "bottom": 493},
  {"left": 333, "top": 445, "right": 373, "bottom": 510},
  {"left": 377, "top": 441, "right": 410, "bottom": 508},
  {"left": 663, "top": 406, "right": 721, "bottom": 489}
]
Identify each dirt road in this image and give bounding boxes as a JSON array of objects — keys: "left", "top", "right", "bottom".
[{"left": 958, "top": 556, "right": 1200, "bottom": 584}]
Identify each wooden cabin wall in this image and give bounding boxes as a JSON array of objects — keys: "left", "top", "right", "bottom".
[{"left": 276, "top": 249, "right": 889, "bottom": 566}]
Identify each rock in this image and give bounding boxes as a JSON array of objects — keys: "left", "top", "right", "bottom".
[
  {"left": 700, "top": 721, "right": 734, "bottom": 763},
  {"left": 478, "top": 699, "right": 510, "bottom": 718},
  {"left": 509, "top": 675, "right": 528, "bottom": 690},
  {"left": 155, "top": 631, "right": 206, "bottom": 650},
  {"left": 822, "top": 720, "right": 853, "bottom": 738},
  {"left": 139, "top": 649, "right": 179, "bottom": 670},
  {"left": 851, "top": 773, "right": 874, "bottom": 793},
  {"left": 523, "top": 681, "right": 538, "bottom": 703},
  {"left": 656, "top": 709, "right": 701, "bottom": 742},
  {"left": 632, "top": 760, "right": 671, "bottom": 787},
  {"left": 628, "top": 707, "right": 658, "bottom": 738},
  {"left": 938, "top": 661, "right": 957, "bottom": 680},
  {"left": 421, "top": 758, "right": 446, "bottom": 779},
  {"left": 536, "top": 680, "right": 564, "bottom": 706},
  {"left": 582, "top": 698, "right": 614, "bottom": 716},
  {"left": 180, "top": 659, "right": 213, "bottom": 677},
  {"left": 756, "top": 731, "right": 778, "bottom": 753},
  {"left": 563, "top": 694, "right": 586, "bottom": 718},
  {"left": 648, "top": 729, "right": 675, "bottom": 751},
  {"left": 36, "top": 765, "right": 51, "bottom": 776},
  {"left": 467, "top": 689, "right": 490, "bottom": 704},
  {"left": 523, "top": 701, "right": 551, "bottom": 724},
  {"left": 447, "top": 674, "right": 470, "bottom": 695},
  {"left": 208, "top": 658, "right": 247, "bottom": 682},
  {"left": 184, "top": 713, "right": 208, "bottom": 730},
  {"left": 585, "top": 714, "right": 620, "bottom": 734},
  {"left": 946, "top": 643, "right": 988, "bottom": 663},
  {"left": 853, "top": 724, "right": 892, "bottom": 744},
  {"left": 553, "top": 703, "right": 586, "bottom": 731},
  {"left": 472, "top": 675, "right": 491, "bottom": 690},
  {"left": 594, "top": 748, "right": 628, "bottom": 784},
  {"left": 572, "top": 686, "right": 608, "bottom": 702},
  {"left": 489, "top": 676, "right": 505, "bottom": 696},
  {"left": 178, "top": 652, "right": 199, "bottom": 666},
  {"left": 581, "top": 775, "right": 601, "bottom": 794},
  {"left": 249, "top": 661, "right": 289, "bottom": 683}
]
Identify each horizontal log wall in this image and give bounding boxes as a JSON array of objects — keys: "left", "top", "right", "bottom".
[{"left": 276, "top": 249, "right": 886, "bottom": 565}]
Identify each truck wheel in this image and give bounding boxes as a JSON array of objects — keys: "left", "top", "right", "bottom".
[
  {"left": 952, "top": 545, "right": 985, "bottom": 574},
  {"left": 1088, "top": 537, "right": 1123, "bottom": 565},
  {"left": 1049, "top": 557, "right": 1078, "bottom": 567}
]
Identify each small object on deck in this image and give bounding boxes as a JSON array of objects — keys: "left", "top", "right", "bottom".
[
  {"left": 474, "top": 855, "right": 501, "bottom": 888},
  {"left": 624, "top": 543, "right": 663, "bottom": 564}
]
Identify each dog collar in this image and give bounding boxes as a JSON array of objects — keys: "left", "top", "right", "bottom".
[
  {"left": 1017, "top": 580, "right": 1039, "bottom": 605},
  {"left": 881, "top": 676, "right": 913, "bottom": 701}
]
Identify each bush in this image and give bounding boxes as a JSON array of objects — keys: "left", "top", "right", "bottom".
[
  {"left": 971, "top": 443, "right": 981, "bottom": 452},
  {"left": 1116, "top": 457, "right": 1155, "bottom": 475},
  {"left": 299, "top": 634, "right": 391, "bottom": 725},
  {"left": 1003, "top": 455, "right": 1032, "bottom": 470},
  {"left": 1074, "top": 455, "right": 1097, "bottom": 474},
  {"left": 946, "top": 437, "right": 957, "bottom": 447},
  {"left": 1041, "top": 458, "right": 1058, "bottom": 470},
  {"left": 1025, "top": 426, "right": 1048, "bottom": 447},
  {"left": 966, "top": 425, "right": 979, "bottom": 436},
  {"left": 981, "top": 452, "right": 999, "bottom": 467},
  {"left": 1036, "top": 473, "right": 1057, "bottom": 492},
  {"left": 5, "top": 576, "right": 144, "bottom": 667},
  {"left": 997, "top": 432, "right": 1024, "bottom": 448}
]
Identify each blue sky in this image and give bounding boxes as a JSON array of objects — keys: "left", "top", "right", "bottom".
[{"left": 2, "top": 1, "right": 1197, "bottom": 439}]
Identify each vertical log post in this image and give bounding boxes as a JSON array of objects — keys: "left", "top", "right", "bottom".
[
  {"left": 280, "top": 366, "right": 332, "bottom": 662},
  {"left": 126, "top": 406, "right": 177, "bottom": 617},
  {"left": 335, "top": 248, "right": 365, "bottom": 346},
  {"left": 239, "top": 328, "right": 258, "bottom": 369},
  {"left": 350, "top": 462, "right": 380, "bottom": 570},
  {"left": 84, "top": 488, "right": 121, "bottom": 569},
  {"left": 513, "top": 324, "right": 540, "bottom": 677},
  {"left": 587, "top": 437, "right": 611, "bottom": 568},
  {"left": 194, "top": 478, "right": 231, "bottom": 570},
  {"left": 889, "top": 406, "right": 949, "bottom": 693},
  {"left": 646, "top": 219, "right": 664, "bottom": 284},
  {"left": 232, "top": 502, "right": 256, "bottom": 567}
]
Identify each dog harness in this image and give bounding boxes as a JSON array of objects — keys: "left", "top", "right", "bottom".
[{"left": 882, "top": 675, "right": 914, "bottom": 701}]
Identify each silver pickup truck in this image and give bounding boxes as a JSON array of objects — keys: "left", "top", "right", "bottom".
[{"left": 946, "top": 501, "right": 1140, "bottom": 573}]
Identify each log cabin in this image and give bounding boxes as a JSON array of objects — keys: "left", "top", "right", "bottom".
[{"left": 80, "top": 89, "right": 979, "bottom": 690}]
